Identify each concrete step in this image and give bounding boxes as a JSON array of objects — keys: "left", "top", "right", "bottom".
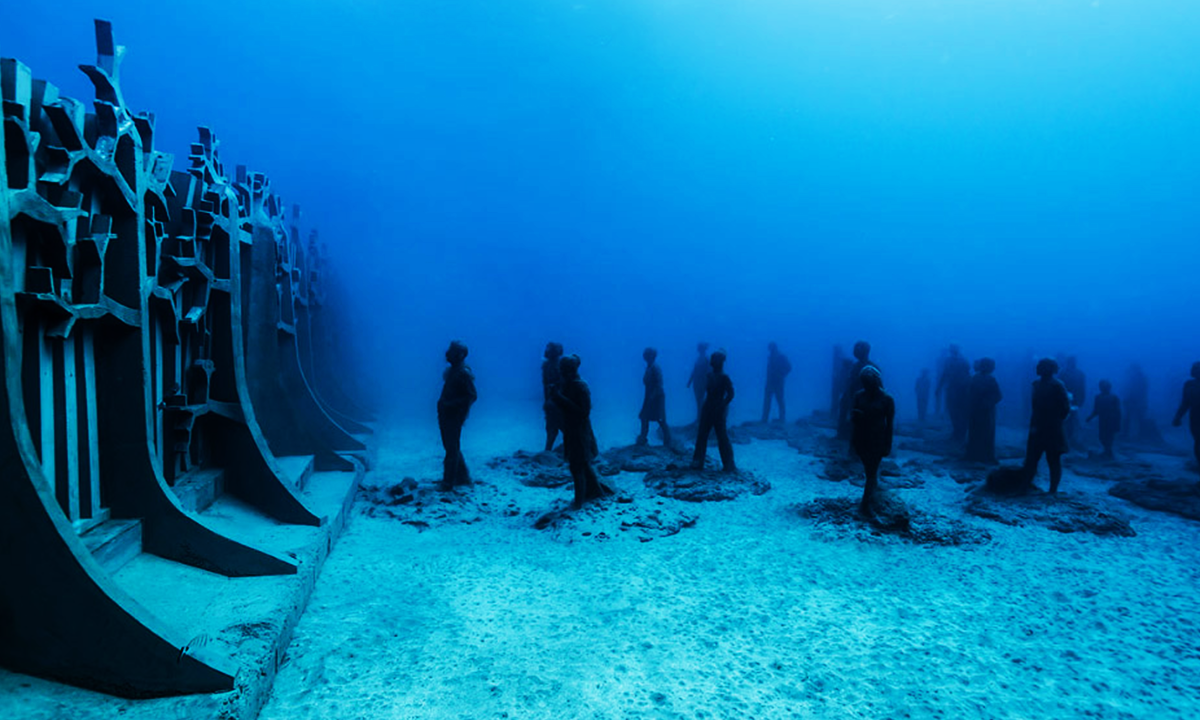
[
  {"left": 173, "top": 467, "right": 226, "bottom": 513},
  {"left": 79, "top": 518, "right": 142, "bottom": 574},
  {"left": 276, "top": 455, "right": 315, "bottom": 491}
]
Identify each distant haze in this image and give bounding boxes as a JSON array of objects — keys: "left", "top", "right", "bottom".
[{"left": 5, "top": 0, "right": 1198, "bottom": 430}]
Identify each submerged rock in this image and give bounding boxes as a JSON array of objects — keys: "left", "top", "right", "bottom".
[
  {"left": 794, "top": 493, "right": 989, "bottom": 546},
  {"left": 1109, "top": 477, "right": 1200, "bottom": 521},
  {"left": 533, "top": 498, "right": 698, "bottom": 543},
  {"left": 487, "top": 450, "right": 572, "bottom": 488},
  {"left": 643, "top": 467, "right": 770, "bottom": 502},
  {"left": 817, "top": 456, "right": 925, "bottom": 489},
  {"left": 601, "top": 443, "right": 687, "bottom": 474},
  {"left": 964, "top": 486, "right": 1136, "bottom": 537},
  {"left": 728, "top": 421, "right": 799, "bottom": 444}
]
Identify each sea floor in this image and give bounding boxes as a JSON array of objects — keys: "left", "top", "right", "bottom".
[{"left": 259, "top": 412, "right": 1200, "bottom": 720}]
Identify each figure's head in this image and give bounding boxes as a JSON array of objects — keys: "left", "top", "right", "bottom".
[
  {"left": 710, "top": 349, "right": 727, "bottom": 371},
  {"left": 1191, "top": 362, "right": 1200, "bottom": 380},
  {"left": 949, "top": 343, "right": 961, "bottom": 357},
  {"left": 544, "top": 341, "right": 563, "bottom": 360},
  {"left": 1099, "top": 379, "right": 1113, "bottom": 393},
  {"left": 1036, "top": 357, "right": 1059, "bottom": 378},
  {"left": 853, "top": 340, "right": 871, "bottom": 361},
  {"left": 643, "top": 347, "right": 658, "bottom": 363},
  {"left": 978, "top": 357, "right": 996, "bottom": 374},
  {"left": 1065, "top": 356, "right": 1078, "bottom": 370},
  {"left": 768, "top": 342, "right": 778, "bottom": 354},
  {"left": 697, "top": 342, "right": 709, "bottom": 354},
  {"left": 446, "top": 340, "right": 468, "bottom": 364},
  {"left": 860, "top": 365, "right": 883, "bottom": 391},
  {"left": 559, "top": 354, "right": 581, "bottom": 380}
]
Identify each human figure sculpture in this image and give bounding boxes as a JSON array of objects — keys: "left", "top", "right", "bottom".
[
  {"left": 637, "top": 347, "right": 671, "bottom": 446},
  {"left": 1172, "top": 362, "right": 1200, "bottom": 469},
  {"left": 1087, "top": 379, "right": 1122, "bottom": 460},
  {"left": 541, "top": 341, "right": 565, "bottom": 452},
  {"left": 1061, "top": 356, "right": 1087, "bottom": 450},
  {"left": 1023, "top": 358, "right": 1072, "bottom": 494},
  {"left": 851, "top": 366, "right": 894, "bottom": 513},
  {"left": 838, "top": 341, "right": 879, "bottom": 438},
  {"left": 761, "top": 341, "right": 792, "bottom": 423},
  {"left": 438, "top": 340, "right": 477, "bottom": 490},
  {"left": 552, "top": 354, "right": 613, "bottom": 507},
  {"left": 686, "top": 342, "right": 710, "bottom": 425},
  {"left": 692, "top": 350, "right": 736, "bottom": 472},
  {"left": 964, "top": 357, "right": 1002, "bottom": 464},
  {"left": 915, "top": 368, "right": 932, "bottom": 423},
  {"left": 937, "top": 344, "right": 971, "bottom": 442}
]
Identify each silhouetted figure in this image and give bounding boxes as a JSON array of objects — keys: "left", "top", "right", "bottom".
[
  {"left": 1122, "top": 363, "right": 1149, "bottom": 440},
  {"left": 964, "top": 358, "right": 1002, "bottom": 464},
  {"left": 1087, "top": 379, "right": 1121, "bottom": 459},
  {"left": 1061, "top": 356, "right": 1087, "bottom": 450},
  {"left": 692, "top": 349, "right": 736, "bottom": 472},
  {"left": 541, "top": 342, "right": 565, "bottom": 452},
  {"left": 851, "top": 366, "right": 895, "bottom": 513},
  {"left": 552, "top": 354, "right": 612, "bottom": 507},
  {"left": 838, "top": 341, "right": 879, "bottom": 438},
  {"left": 915, "top": 369, "right": 932, "bottom": 423},
  {"left": 686, "top": 342, "right": 710, "bottom": 425},
  {"left": 761, "top": 342, "right": 792, "bottom": 423},
  {"left": 1172, "top": 362, "right": 1200, "bottom": 469},
  {"left": 1023, "top": 358, "right": 1071, "bottom": 494},
  {"left": 937, "top": 344, "right": 971, "bottom": 442},
  {"left": 438, "top": 341, "right": 477, "bottom": 490},
  {"left": 637, "top": 347, "right": 671, "bottom": 446}
]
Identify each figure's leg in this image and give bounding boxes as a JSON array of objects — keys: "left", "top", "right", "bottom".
[
  {"left": 860, "top": 455, "right": 881, "bottom": 511},
  {"left": 1191, "top": 423, "right": 1200, "bottom": 468},
  {"left": 693, "top": 414, "right": 712, "bottom": 468},
  {"left": 1048, "top": 452, "right": 1063, "bottom": 494},
  {"left": 694, "top": 390, "right": 705, "bottom": 424},
  {"left": 439, "top": 416, "right": 457, "bottom": 489},
  {"left": 1022, "top": 439, "right": 1042, "bottom": 483},
  {"left": 637, "top": 418, "right": 649, "bottom": 445},
  {"left": 917, "top": 398, "right": 927, "bottom": 423},
  {"left": 715, "top": 414, "right": 736, "bottom": 472},
  {"left": 778, "top": 387, "right": 786, "bottom": 423},
  {"left": 568, "top": 453, "right": 587, "bottom": 507},
  {"left": 659, "top": 419, "right": 672, "bottom": 446}
]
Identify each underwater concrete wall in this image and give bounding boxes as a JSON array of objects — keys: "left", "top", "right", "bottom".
[{"left": 0, "top": 20, "right": 370, "bottom": 697}]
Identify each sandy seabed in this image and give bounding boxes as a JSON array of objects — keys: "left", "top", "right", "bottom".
[{"left": 258, "top": 412, "right": 1200, "bottom": 720}]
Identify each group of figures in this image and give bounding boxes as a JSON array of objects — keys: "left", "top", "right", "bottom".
[{"left": 438, "top": 338, "right": 1200, "bottom": 513}]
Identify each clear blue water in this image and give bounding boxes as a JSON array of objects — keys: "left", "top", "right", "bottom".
[{"left": 4, "top": 1, "right": 1198, "bottom": 427}]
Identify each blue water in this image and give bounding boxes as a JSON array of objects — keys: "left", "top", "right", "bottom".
[{"left": 4, "top": 1, "right": 1198, "bottom": 428}]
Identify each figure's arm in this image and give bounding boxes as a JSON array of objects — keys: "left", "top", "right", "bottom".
[
  {"left": 553, "top": 385, "right": 580, "bottom": 414},
  {"left": 1086, "top": 397, "right": 1098, "bottom": 422},
  {"left": 724, "top": 378, "right": 735, "bottom": 406}
]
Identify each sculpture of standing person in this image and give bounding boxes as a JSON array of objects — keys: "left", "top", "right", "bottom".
[
  {"left": 692, "top": 349, "right": 736, "bottom": 472},
  {"left": 851, "top": 366, "right": 894, "bottom": 514},
  {"left": 915, "top": 368, "right": 932, "bottom": 423},
  {"left": 964, "top": 357, "right": 1002, "bottom": 464},
  {"left": 1172, "top": 362, "right": 1200, "bottom": 470},
  {"left": 438, "top": 340, "right": 477, "bottom": 491},
  {"left": 937, "top": 344, "right": 971, "bottom": 442},
  {"left": 686, "top": 342, "right": 710, "bottom": 425},
  {"left": 838, "top": 341, "right": 879, "bottom": 438},
  {"left": 1023, "top": 358, "right": 1072, "bottom": 494},
  {"left": 552, "top": 354, "right": 612, "bottom": 507},
  {"left": 761, "top": 342, "right": 792, "bottom": 423},
  {"left": 637, "top": 347, "right": 671, "bottom": 446},
  {"left": 541, "top": 342, "right": 565, "bottom": 452},
  {"left": 1087, "top": 379, "right": 1122, "bottom": 460}
]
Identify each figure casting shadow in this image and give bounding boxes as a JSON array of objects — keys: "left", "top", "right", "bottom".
[
  {"left": 551, "top": 354, "right": 613, "bottom": 507},
  {"left": 638, "top": 347, "right": 671, "bottom": 447},
  {"left": 438, "top": 340, "right": 477, "bottom": 491},
  {"left": 852, "top": 366, "right": 895, "bottom": 514},
  {"left": 1023, "top": 358, "right": 1072, "bottom": 494},
  {"left": 692, "top": 349, "right": 737, "bottom": 472}
]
